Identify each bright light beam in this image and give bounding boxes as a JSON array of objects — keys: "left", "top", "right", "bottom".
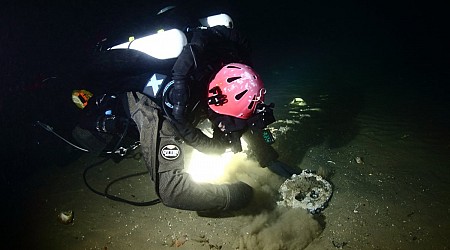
[
  {"left": 186, "top": 150, "right": 234, "bottom": 183},
  {"left": 185, "top": 139, "right": 248, "bottom": 184}
]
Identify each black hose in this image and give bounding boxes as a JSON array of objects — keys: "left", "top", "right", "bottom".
[{"left": 82, "top": 156, "right": 161, "bottom": 206}]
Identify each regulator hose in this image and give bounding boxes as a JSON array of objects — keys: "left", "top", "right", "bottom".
[{"left": 83, "top": 157, "right": 160, "bottom": 206}]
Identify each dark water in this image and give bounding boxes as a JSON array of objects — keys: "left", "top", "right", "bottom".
[{"left": 2, "top": 0, "right": 449, "bottom": 248}]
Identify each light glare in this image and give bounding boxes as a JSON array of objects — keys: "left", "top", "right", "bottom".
[
  {"left": 186, "top": 150, "right": 234, "bottom": 183},
  {"left": 186, "top": 139, "right": 248, "bottom": 184}
]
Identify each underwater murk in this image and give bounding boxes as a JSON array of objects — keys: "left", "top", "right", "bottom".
[{"left": 3, "top": 0, "right": 449, "bottom": 249}]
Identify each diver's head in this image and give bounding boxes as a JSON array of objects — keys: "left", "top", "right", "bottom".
[
  {"left": 199, "top": 13, "right": 233, "bottom": 28},
  {"left": 207, "top": 63, "right": 265, "bottom": 121},
  {"left": 206, "top": 63, "right": 275, "bottom": 153},
  {"left": 156, "top": 1, "right": 233, "bottom": 30}
]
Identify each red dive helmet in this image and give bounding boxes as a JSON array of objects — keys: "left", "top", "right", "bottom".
[{"left": 207, "top": 63, "right": 266, "bottom": 119}]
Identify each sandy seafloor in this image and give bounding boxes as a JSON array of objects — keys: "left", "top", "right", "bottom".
[
  {"left": 2, "top": 1, "right": 450, "bottom": 249},
  {"left": 16, "top": 75, "right": 450, "bottom": 249}
]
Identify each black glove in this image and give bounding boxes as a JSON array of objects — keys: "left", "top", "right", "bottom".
[
  {"left": 171, "top": 120, "right": 227, "bottom": 155},
  {"left": 267, "top": 160, "right": 301, "bottom": 178},
  {"left": 213, "top": 129, "right": 243, "bottom": 153}
]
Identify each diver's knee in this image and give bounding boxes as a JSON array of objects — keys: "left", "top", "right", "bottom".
[{"left": 157, "top": 186, "right": 180, "bottom": 208}]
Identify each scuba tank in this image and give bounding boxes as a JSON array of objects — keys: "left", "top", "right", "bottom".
[{"left": 110, "top": 29, "right": 187, "bottom": 60}]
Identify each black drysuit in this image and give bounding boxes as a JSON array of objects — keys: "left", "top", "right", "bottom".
[{"left": 81, "top": 25, "right": 281, "bottom": 212}]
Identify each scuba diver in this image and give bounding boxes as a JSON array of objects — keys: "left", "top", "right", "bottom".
[{"left": 74, "top": 2, "right": 300, "bottom": 212}]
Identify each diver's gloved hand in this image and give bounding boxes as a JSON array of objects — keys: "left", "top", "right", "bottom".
[
  {"left": 267, "top": 160, "right": 301, "bottom": 178},
  {"left": 171, "top": 120, "right": 227, "bottom": 155},
  {"left": 213, "top": 129, "right": 243, "bottom": 153}
]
